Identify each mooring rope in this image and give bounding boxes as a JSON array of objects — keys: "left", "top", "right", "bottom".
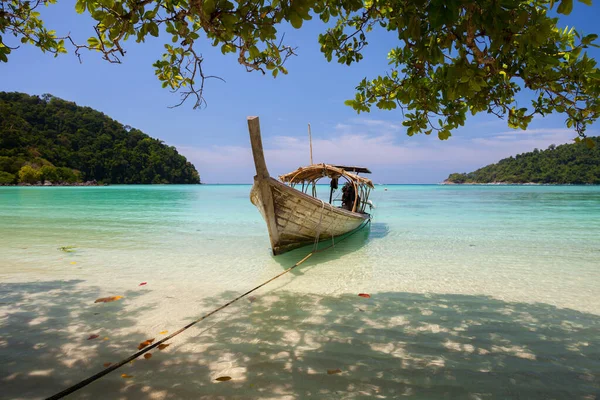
[
  {"left": 313, "top": 199, "right": 327, "bottom": 251},
  {"left": 45, "top": 218, "right": 371, "bottom": 400}
]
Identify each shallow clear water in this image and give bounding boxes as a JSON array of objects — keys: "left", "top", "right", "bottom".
[{"left": 1, "top": 185, "right": 599, "bottom": 399}]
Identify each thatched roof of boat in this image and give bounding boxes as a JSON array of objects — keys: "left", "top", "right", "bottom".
[
  {"left": 279, "top": 164, "right": 374, "bottom": 188},
  {"left": 333, "top": 165, "right": 371, "bottom": 174}
]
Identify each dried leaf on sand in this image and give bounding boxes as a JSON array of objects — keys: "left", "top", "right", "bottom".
[
  {"left": 94, "top": 296, "right": 123, "bottom": 303},
  {"left": 138, "top": 338, "right": 155, "bottom": 350}
]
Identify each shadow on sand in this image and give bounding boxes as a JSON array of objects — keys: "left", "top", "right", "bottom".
[{"left": 1, "top": 279, "right": 599, "bottom": 399}]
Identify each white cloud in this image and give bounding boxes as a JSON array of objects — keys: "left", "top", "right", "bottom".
[
  {"left": 177, "top": 121, "right": 585, "bottom": 183},
  {"left": 348, "top": 118, "right": 403, "bottom": 131},
  {"left": 494, "top": 128, "right": 575, "bottom": 136}
]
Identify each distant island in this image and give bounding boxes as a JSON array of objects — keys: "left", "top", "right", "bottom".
[
  {"left": 445, "top": 137, "right": 599, "bottom": 185},
  {"left": 0, "top": 92, "right": 200, "bottom": 185}
]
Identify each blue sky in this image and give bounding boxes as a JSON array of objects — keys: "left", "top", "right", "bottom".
[{"left": 1, "top": 2, "right": 599, "bottom": 183}]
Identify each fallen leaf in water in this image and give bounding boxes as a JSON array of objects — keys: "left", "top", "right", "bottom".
[
  {"left": 159, "top": 331, "right": 168, "bottom": 335},
  {"left": 144, "top": 353, "right": 152, "bottom": 359},
  {"left": 103, "top": 363, "right": 111, "bottom": 367},
  {"left": 215, "top": 376, "right": 232, "bottom": 382},
  {"left": 87, "top": 334, "right": 99, "bottom": 340},
  {"left": 121, "top": 374, "right": 133, "bottom": 379},
  {"left": 327, "top": 369, "right": 342, "bottom": 375},
  {"left": 103, "top": 337, "right": 109, "bottom": 341},
  {"left": 138, "top": 338, "right": 155, "bottom": 350},
  {"left": 248, "top": 296, "right": 257, "bottom": 303},
  {"left": 139, "top": 282, "right": 147, "bottom": 286},
  {"left": 158, "top": 344, "right": 170, "bottom": 350},
  {"left": 358, "top": 293, "right": 371, "bottom": 298},
  {"left": 94, "top": 296, "right": 123, "bottom": 303}
]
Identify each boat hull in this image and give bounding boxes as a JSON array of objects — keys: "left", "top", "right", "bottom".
[{"left": 251, "top": 177, "right": 369, "bottom": 255}]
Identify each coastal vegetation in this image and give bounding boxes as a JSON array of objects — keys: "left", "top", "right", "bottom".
[
  {"left": 445, "top": 137, "right": 600, "bottom": 184},
  {"left": 1, "top": 1, "right": 599, "bottom": 142},
  {"left": 0, "top": 92, "right": 200, "bottom": 185}
]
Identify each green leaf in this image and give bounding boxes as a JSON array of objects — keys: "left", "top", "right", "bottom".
[
  {"left": 220, "top": 14, "right": 236, "bottom": 28},
  {"left": 148, "top": 22, "right": 159, "bottom": 37},
  {"left": 87, "top": 37, "right": 100, "bottom": 47},
  {"left": 557, "top": 0, "right": 573, "bottom": 14},
  {"left": 407, "top": 16, "right": 421, "bottom": 38},
  {"left": 438, "top": 130, "right": 451, "bottom": 140},
  {"left": 289, "top": 12, "right": 303, "bottom": 29},
  {"left": 220, "top": 43, "right": 236, "bottom": 54},
  {"left": 103, "top": 14, "right": 116, "bottom": 28},
  {"left": 540, "top": 55, "right": 561, "bottom": 66},
  {"left": 582, "top": 33, "right": 598, "bottom": 45},
  {"left": 249, "top": 46, "right": 259, "bottom": 59},
  {"left": 204, "top": 0, "right": 216, "bottom": 15},
  {"left": 75, "top": 0, "right": 86, "bottom": 14}
]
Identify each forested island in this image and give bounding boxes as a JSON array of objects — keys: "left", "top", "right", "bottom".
[
  {"left": 445, "top": 137, "right": 600, "bottom": 185},
  {"left": 0, "top": 92, "right": 200, "bottom": 185}
]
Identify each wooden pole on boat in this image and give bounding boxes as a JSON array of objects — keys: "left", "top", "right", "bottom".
[
  {"left": 351, "top": 181, "right": 359, "bottom": 213},
  {"left": 248, "top": 116, "right": 270, "bottom": 179},
  {"left": 247, "top": 116, "right": 280, "bottom": 251},
  {"left": 308, "top": 123, "right": 314, "bottom": 165}
]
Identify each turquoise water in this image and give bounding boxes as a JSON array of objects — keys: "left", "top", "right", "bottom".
[{"left": 1, "top": 185, "right": 599, "bottom": 399}]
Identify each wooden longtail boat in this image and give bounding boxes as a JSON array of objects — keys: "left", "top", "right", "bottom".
[{"left": 248, "top": 116, "right": 374, "bottom": 255}]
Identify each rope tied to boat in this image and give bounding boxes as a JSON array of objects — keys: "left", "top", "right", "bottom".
[
  {"left": 313, "top": 199, "right": 326, "bottom": 251},
  {"left": 45, "top": 218, "right": 371, "bottom": 400}
]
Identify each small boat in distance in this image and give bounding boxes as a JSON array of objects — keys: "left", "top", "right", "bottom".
[{"left": 248, "top": 116, "right": 374, "bottom": 255}]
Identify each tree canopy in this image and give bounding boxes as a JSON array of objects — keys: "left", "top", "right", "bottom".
[
  {"left": 0, "top": 91, "right": 200, "bottom": 184},
  {"left": 1, "top": 0, "right": 599, "bottom": 143},
  {"left": 445, "top": 136, "right": 600, "bottom": 184}
]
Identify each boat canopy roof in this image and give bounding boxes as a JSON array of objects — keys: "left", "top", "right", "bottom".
[
  {"left": 333, "top": 165, "right": 371, "bottom": 174},
  {"left": 279, "top": 163, "right": 374, "bottom": 188}
]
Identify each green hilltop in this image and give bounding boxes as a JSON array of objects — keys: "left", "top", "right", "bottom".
[
  {"left": 0, "top": 92, "right": 200, "bottom": 185},
  {"left": 445, "top": 137, "right": 600, "bottom": 184}
]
